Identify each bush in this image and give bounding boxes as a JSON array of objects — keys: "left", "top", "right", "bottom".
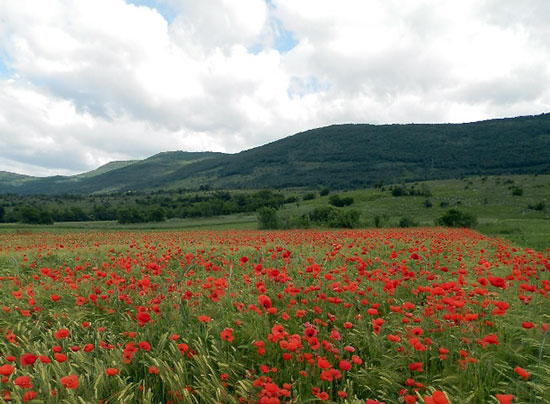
[
  {"left": 527, "top": 201, "right": 546, "bottom": 211},
  {"left": 309, "top": 206, "right": 338, "bottom": 224},
  {"left": 257, "top": 207, "right": 279, "bottom": 229},
  {"left": 399, "top": 216, "right": 418, "bottom": 228},
  {"left": 148, "top": 207, "right": 166, "bottom": 222},
  {"left": 319, "top": 187, "right": 330, "bottom": 196},
  {"left": 329, "top": 195, "right": 354, "bottom": 207},
  {"left": 435, "top": 209, "right": 477, "bottom": 228},
  {"left": 117, "top": 208, "right": 146, "bottom": 224},
  {"left": 19, "top": 206, "right": 54, "bottom": 225},
  {"left": 333, "top": 209, "right": 361, "bottom": 228},
  {"left": 391, "top": 185, "right": 407, "bottom": 197},
  {"left": 512, "top": 187, "right": 524, "bottom": 196},
  {"left": 303, "top": 192, "right": 316, "bottom": 201}
]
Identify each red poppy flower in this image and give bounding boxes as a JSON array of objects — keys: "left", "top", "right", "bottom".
[
  {"left": 0, "top": 364, "right": 15, "bottom": 376},
  {"left": 20, "top": 354, "right": 37, "bottom": 367},
  {"left": 514, "top": 366, "right": 529, "bottom": 380},
  {"left": 136, "top": 312, "right": 151, "bottom": 325},
  {"left": 22, "top": 391, "right": 37, "bottom": 402},
  {"left": 423, "top": 391, "right": 449, "bottom": 404},
  {"left": 105, "top": 368, "right": 119, "bottom": 376},
  {"left": 15, "top": 375, "right": 33, "bottom": 389},
  {"left": 495, "top": 394, "right": 513, "bottom": 404},
  {"left": 60, "top": 375, "right": 79, "bottom": 389},
  {"left": 138, "top": 341, "right": 151, "bottom": 351}
]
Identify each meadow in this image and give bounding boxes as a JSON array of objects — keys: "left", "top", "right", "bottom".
[{"left": 0, "top": 228, "right": 549, "bottom": 403}]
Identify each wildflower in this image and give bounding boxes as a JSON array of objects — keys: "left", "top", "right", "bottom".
[
  {"left": 514, "top": 366, "right": 529, "bottom": 380},
  {"left": 105, "top": 368, "right": 119, "bottom": 376},
  {"left": 136, "top": 312, "right": 151, "bottom": 325},
  {"left": 15, "top": 375, "right": 33, "bottom": 389},
  {"left": 220, "top": 328, "right": 234, "bottom": 343},
  {"left": 60, "top": 375, "right": 79, "bottom": 389},
  {"left": 54, "top": 328, "right": 70, "bottom": 339},
  {"left": 22, "top": 391, "right": 37, "bottom": 402},
  {"left": 423, "top": 390, "right": 449, "bottom": 404},
  {"left": 0, "top": 364, "right": 14, "bottom": 376},
  {"left": 20, "top": 354, "right": 38, "bottom": 367},
  {"left": 495, "top": 394, "right": 514, "bottom": 404}
]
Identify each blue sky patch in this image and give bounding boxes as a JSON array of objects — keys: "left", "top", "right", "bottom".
[{"left": 0, "top": 52, "right": 13, "bottom": 78}]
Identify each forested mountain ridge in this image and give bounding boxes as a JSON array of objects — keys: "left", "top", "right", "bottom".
[{"left": 1, "top": 113, "right": 549, "bottom": 194}]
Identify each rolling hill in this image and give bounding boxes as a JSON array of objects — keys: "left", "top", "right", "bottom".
[{"left": 1, "top": 113, "right": 550, "bottom": 194}]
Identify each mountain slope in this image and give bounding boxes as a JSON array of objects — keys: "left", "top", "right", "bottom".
[
  {"left": 159, "top": 113, "right": 550, "bottom": 189},
  {"left": 1, "top": 113, "right": 549, "bottom": 194},
  {"left": 0, "top": 152, "right": 223, "bottom": 194}
]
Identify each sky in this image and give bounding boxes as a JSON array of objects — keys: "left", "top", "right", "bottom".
[{"left": 0, "top": 0, "right": 549, "bottom": 177}]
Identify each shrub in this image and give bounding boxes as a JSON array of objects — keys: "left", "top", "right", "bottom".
[
  {"left": 391, "top": 185, "right": 407, "bottom": 197},
  {"left": 435, "top": 209, "right": 477, "bottom": 228},
  {"left": 329, "top": 195, "right": 354, "bottom": 207},
  {"left": 333, "top": 209, "right": 361, "bottom": 228},
  {"left": 512, "top": 187, "right": 524, "bottom": 196},
  {"left": 257, "top": 207, "right": 279, "bottom": 229},
  {"left": 302, "top": 192, "right": 316, "bottom": 201},
  {"left": 399, "top": 216, "right": 418, "bottom": 228},
  {"left": 319, "top": 187, "right": 330, "bottom": 196},
  {"left": 148, "top": 207, "right": 166, "bottom": 222},
  {"left": 309, "top": 206, "right": 338, "bottom": 224},
  {"left": 527, "top": 201, "right": 546, "bottom": 211}
]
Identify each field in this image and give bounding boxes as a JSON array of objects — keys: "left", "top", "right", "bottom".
[{"left": 1, "top": 229, "right": 549, "bottom": 403}]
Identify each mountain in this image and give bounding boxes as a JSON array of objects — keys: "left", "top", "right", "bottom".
[
  {"left": 0, "top": 152, "right": 224, "bottom": 194},
  {"left": 1, "top": 113, "right": 549, "bottom": 194}
]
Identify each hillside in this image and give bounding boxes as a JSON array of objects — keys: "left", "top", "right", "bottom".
[
  {"left": 1, "top": 113, "right": 549, "bottom": 194},
  {"left": 0, "top": 152, "right": 223, "bottom": 194}
]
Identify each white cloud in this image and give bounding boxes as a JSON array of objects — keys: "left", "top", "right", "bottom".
[{"left": 0, "top": 0, "right": 549, "bottom": 176}]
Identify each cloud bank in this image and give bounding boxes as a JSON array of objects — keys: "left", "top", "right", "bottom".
[{"left": 0, "top": 0, "right": 549, "bottom": 175}]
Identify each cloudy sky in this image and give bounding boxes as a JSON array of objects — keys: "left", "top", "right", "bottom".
[{"left": 1, "top": 0, "right": 549, "bottom": 176}]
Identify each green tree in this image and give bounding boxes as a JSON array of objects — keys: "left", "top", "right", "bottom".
[
  {"left": 436, "top": 209, "right": 477, "bottom": 228},
  {"left": 257, "top": 207, "right": 279, "bottom": 229}
]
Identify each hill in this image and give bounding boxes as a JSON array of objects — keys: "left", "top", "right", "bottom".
[
  {"left": 0, "top": 151, "right": 223, "bottom": 194},
  {"left": 1, "top": 113, "right": 549, "bottom": 194}
]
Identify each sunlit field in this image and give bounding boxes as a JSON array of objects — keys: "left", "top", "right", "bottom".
[{"left": 1, "top": 229, "right": 549, "bottom": 403}]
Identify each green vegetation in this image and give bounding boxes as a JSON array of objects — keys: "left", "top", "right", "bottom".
[
  {"left": 435, "top": 208, "right": 477, "bottom": 228},
  {"left": 1, "top": 173, "right": 550, "bottom": 251},
  {"left": 2, "top": 113, "right": 550, "bottom": 194}
]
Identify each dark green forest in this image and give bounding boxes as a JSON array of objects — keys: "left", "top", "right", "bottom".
[{"left": 1, "top": 113, "right": 549, "bottom": 194}]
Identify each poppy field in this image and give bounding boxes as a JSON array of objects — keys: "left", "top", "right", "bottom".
[{"left": 0, "top": 228, "right": 549, "bottom": 403}]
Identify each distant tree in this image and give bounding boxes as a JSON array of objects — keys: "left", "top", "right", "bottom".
[
  {"left": 333, "top": 209, "right": 360, "bottom": 228},
  {"left": 399, "top": 216, "right": 418, "bottom": 228},
  {"left": 257, "top": 207, "right": 279, "bottom": 229},
  {"left": 329, "top": 195, "right": 354, "bottom": 207},
  {"left": 511, "top": 187, "right": 523, "bottom": 196},
  {"left": 436, "top": 209, "right": 477, "bottom": 228},
  {"left": 391, "top": 185, "right": 407, "bottom": 197},
  {"left": 303, "top": 192, "right": 316, "bottom": 201},
  {"left": 19, "top": 206, "right": 53, "bottom": 225},
  {"left": 309, "top": 206, "right": 338, "bottom": 224},
  {"left": 148, "top": 207, "right": 166, "bottom": 222},
  {"left": 117, "top": 207, "right": 145, "bottom": 224},
  {"left": 319, "top": 187, "right": 330, "bottom": 196},
  {"left": 0, "top": 205, "right": 4, "bottom": 222},
  {"left": 527, "top": 201, "right": 545, "bottom": 211}
]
